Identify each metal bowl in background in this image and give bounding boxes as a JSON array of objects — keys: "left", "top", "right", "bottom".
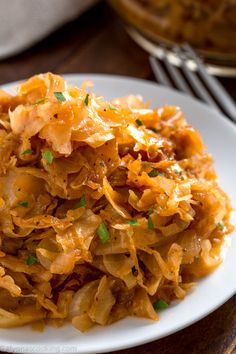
[{"left": 108, "top": 0, "right": 236, "bottom": 77}]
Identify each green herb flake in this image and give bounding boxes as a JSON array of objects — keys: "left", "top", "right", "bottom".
[
  {"left": 217, "top": 221, "right": 224, "bottom": 231},
  {"left": 84, "top": 94, "right": 89, "bottom": 106},
  {"left": 151, "top": 127, "right": 159, "bottom": 133},
  {"left": 74, "top": 195, "right": 86, "bottom": 209},
  {"left": 42, "top": 150, "right": 53, "bottom": 164},
  {"left": 148, "top": 168, "right": 164, "bottom": 177},
  {"left": 153, "top": 299, "right": 169, "bottom": 311},
  {"left": 97, "top": 222, "right": 110, "bottom": 244},
  {"left": 21, "top": 149, "right": 33, "bottom": 156},
  {"left": 148, "top": 168, "right": 158, "bottom": 177},
  {"left": 19, "top": 201, "right": 28, "bottom": 208},
  {"left": 135, "top": 118, "right": 143, "bottom": 127},
  {"left": 148, "top": 207, "right": 153, "bottom": 216},
  {"left": 26, "top": 255, "right": 37, "bottom": 266},
  {"left": 109, "top": 104, "right": 117, "bottom": 111},
  {"left": 34, "top": 98, "right": 47, "bottom": 106},
  {"left": 148, "top": 216, "right": 154, "bottom": 230},
  {"left": 128, "top": 220, "right": 139, "bottom": 226},
  {"left": 54, "top": 91, "right": 66, "bottom": 102}
]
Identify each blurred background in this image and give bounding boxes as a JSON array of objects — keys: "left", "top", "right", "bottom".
[{"left": 0, "top": 0, "right": 235, "bottom": 102}]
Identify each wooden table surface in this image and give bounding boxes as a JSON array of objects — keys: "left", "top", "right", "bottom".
[{"left": 0, "top": 2, "right": 235, "bottom": 354}]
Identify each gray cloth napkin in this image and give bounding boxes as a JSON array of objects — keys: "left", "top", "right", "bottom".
[{"left": 0, "top": 0, "right": 97, "bottom": 59}]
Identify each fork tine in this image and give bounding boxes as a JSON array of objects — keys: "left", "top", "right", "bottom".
[
  {"left": 183, "top": 44, "right": 236, "bottom": 121},
  {"left": 149, "top": 56, "right": 172, "bottom": 87},
  {"left": 174, "top": 47, "right": 220, "bottom": 112},
  {"left": 162, "top": 53, "right": 193, "bottom": 96}
]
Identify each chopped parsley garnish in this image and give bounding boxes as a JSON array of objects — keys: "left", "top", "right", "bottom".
[
  {"left": 148, "top": 216, "right": 154, "bottom": 230},
  {"left": 109, "top": 104, "right": 117, "bottom": 110},
  {"left": 148, "top": 208, "right": 153, "bottom": 216},
  {"left": 26, "top": 255, "right": 37, "bottom": 266},
  {"left": 54, "top": 91, "right": 66, "bottom": 102},
  {"left": 97, "top": 223, "right": 110, "bottom": 244},
  {"left": 151, "top": 127, "right": 159, "bottom": 133},
  {"left": 217, "top": 221, "right": 224, "bottom": 231},
  {"left": 84, "top": 94, "right": 89, "bottom": 106},
  {"left": 42, "top": 150, "right": 53, "bottom": 164},
  {"left": 148, "top": 168, "right": 158, "bottom": 177},
  {"left": 148, "top": 168, "right": 164, "bottom": 177},
  {"left": 21, "top": 149, "right": 33, "bottom": 155},
  {"left": 153, "top": 299, "right": 169, "bottom": 311},
  {"left": 19, "top": 201, "right": 28, "bottom": 208},
  {"left": 135, "top": 118, "right": 143, "bottom": 127},
  {"left": 74, "top": 195, "right": 86, "bottom": 209},
  {"left": 34, "top": 98, "right": 47, "bottom": 105},
  {"left": 128, "top": 220, "right": 139, "bottom": 226}
]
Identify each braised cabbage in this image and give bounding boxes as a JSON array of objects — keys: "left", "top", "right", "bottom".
[{"left": 0, "top": 73, "right": 233, "bottom": 331}]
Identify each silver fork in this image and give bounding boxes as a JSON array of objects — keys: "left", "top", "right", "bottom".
[{"left": 149, "top": 44, "right": 236, "bottom": 122}]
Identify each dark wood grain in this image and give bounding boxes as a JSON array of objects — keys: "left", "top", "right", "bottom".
[{"left": 0, "top": 2, "right": 235, "bottom": 354}]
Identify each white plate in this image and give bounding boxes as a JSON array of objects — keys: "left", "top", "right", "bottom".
[{"left": 1, "top": 74, "right": 236, "bottom": 354}]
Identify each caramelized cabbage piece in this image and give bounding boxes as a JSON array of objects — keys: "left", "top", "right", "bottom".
[{"left": 0, "top": 72, "right": 233, "bottom": 331}]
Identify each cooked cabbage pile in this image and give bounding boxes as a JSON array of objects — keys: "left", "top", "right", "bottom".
[{"left": 0, "top": 73, "right": 233, "bottom": 331}]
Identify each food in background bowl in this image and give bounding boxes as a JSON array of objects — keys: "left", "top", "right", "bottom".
[
  {"left": 109, "top": 0, "right": 236, "bottom": 59},
  {"left": 0, "top": 73, "right": 233, "bottom": 332}
]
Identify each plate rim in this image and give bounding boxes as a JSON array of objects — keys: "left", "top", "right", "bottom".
[
  {"left": 0, "top": 73, "right": 235, "bottom": 354},
  {"left": 3, "top": 72, "right": 236, "bottom": 132}
]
